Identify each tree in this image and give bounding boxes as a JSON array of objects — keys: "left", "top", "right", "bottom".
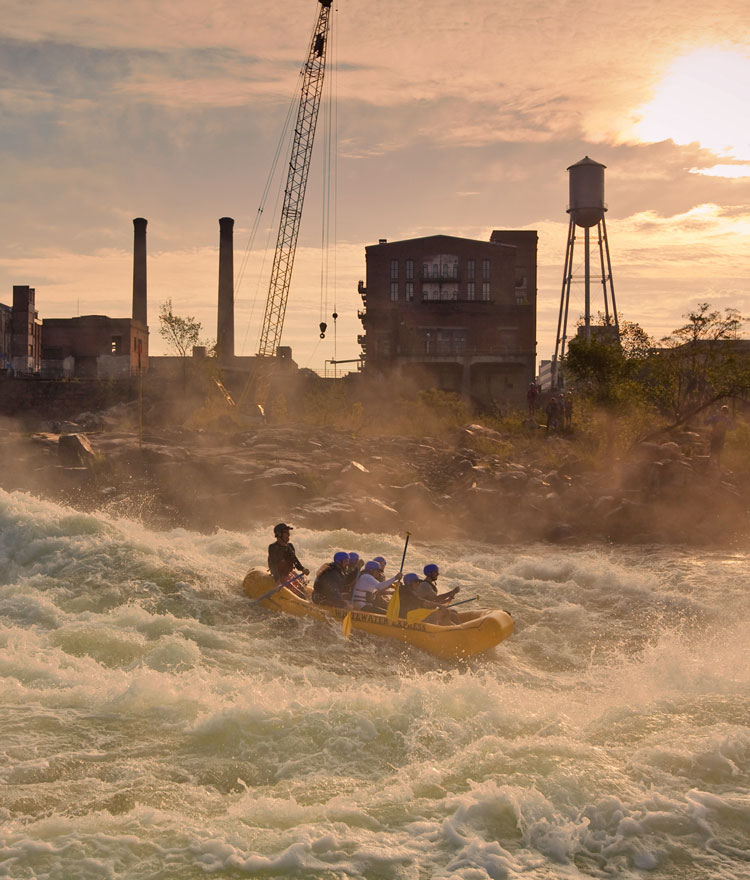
[
  {"left": 649, "top": 303, "right": 750, "bottom": 422},
  {"left": 564, "top": 315, "right": 654, "bottom": 406},
  {"left": 158, "top": 299, "right": 203, "bottom": 358}
]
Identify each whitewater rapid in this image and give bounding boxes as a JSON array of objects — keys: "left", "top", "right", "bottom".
[{"left": 1, "top": 488, "right": 748, "bottom": 879}]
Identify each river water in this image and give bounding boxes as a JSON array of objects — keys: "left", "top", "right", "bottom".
[{"left": 1, "top": 487, "right": 748, "bottom": 880}]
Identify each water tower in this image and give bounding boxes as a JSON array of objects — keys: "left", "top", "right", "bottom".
[{"left": 551, "top": 156, "right": 618, "bottom": 387}]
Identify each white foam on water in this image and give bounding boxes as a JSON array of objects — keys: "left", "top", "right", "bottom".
[{"left": 1, "top": 488, "right": 749, "bottom": 879}]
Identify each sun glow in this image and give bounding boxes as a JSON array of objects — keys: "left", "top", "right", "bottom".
[{"left": 634, "top": 48, "right": 750, "bottom": 177}]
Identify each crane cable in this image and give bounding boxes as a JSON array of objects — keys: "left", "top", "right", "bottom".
[{"left": 318, "top": 2, "right": 338, "bottom": 356}]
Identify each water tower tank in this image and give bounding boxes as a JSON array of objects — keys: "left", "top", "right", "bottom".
[{"left": 567, "top": 156, "right": 607, "bottom": 228}]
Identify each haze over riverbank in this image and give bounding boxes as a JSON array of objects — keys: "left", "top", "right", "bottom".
[{"left": 1, "top": 414, "right": 748, "bottom": 547}]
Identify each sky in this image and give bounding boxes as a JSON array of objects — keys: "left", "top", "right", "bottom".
[{"left": 1, "top": 0, "right": 749, "bottom": 370}]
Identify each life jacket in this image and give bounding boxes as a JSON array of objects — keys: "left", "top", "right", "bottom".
[{"left": 351, "top": 572, "right": 378, "bottom": 609}]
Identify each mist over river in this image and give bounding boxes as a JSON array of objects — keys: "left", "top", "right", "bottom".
[{"left": 1, "top": 488, "right": 748, "bottom": 880}]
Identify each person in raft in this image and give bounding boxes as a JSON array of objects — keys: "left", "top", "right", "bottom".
[
  {"left": 351, "top": 560, "right": 403, "bottom": 613},
  {"left": 397, "top": 565, "right": 460, "bottom": 625},
  {"left": 312, "top": 551, "right": 351, "bottom": 608},
  {"left": 268, "top": 523, "right": 309, "bottom": 588},
  {"left": 371, "top": 556, "right": 390, "bottom": 582},
  {"left": 344, "top": 551, "right": 364, "bottom": 595}
]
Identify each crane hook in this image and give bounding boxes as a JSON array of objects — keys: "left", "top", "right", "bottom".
[{"left": 319, "top": 321, "right": 327, "bottom": 339}]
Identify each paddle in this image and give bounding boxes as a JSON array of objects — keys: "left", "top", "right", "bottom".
[
  {"left": 386, "top": 532, "right": 411, "bottom": 622},
  {"left": 448, "top": 595, "right": 479, "bottom": 608},
  {"left": 250, "top": 572, "right": 305, "bottom": 605},
  {"left": 399, "top": 531, "right": 411, "bottom": 573},
  {"left": 345, "top": 532, "right": 412, "bottom": 636},
  {"left": 342, "top": 609, "right": 352, "bottom": 638}
]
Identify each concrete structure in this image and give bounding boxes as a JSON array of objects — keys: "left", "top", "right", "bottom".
[
  {"left": 216, "top": 217, "right": 235, "bottom": 364},
  {"left": 357, "top": 231, "right": 537, "bottom": 406},
  {"left": 132, "top": 218, "right": 148, "bottom": 326},
  {"left": 0, "top": 286, "right": 43, "bottom": 374}
]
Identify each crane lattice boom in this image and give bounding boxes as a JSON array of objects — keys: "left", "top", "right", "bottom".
[{"left": 257, "top": 0, "right": 333, "bottom": 357}]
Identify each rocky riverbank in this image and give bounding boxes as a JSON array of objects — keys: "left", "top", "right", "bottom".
[{"left": 0, "top": 415, "right": 747, "bottom": 546}]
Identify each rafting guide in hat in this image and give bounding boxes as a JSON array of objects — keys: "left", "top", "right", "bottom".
[{"left": 267, "top": 523, "right": 309, "bottom": 587}]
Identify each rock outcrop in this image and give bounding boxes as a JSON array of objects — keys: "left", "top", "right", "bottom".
[{"left": 0, "top": 421, "right": 746, "bottom": 545}]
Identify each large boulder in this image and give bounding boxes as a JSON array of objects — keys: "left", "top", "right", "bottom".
[{"left": 58, "top": 433, "right": 96, "bottom": 467}]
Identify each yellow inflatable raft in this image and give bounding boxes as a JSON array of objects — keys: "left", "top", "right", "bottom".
[{"left": 242, "top": 569, "right": 514, "bottom": 660}]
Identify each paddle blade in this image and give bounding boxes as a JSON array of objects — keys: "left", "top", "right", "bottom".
[
  {"left": 342, "top": 612, "right": 352, "bottom": 639},
  {"left": 385, "top": 586, "right": 400, "bottom": 621}
]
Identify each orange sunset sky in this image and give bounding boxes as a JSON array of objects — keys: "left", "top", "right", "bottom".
[{"left": 1, "top": 0, "right": 749, "bottom": 369}]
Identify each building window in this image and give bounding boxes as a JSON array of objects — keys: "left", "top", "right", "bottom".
[
  {"left": 390, "top": 259, "right": 399, "bottom": 280},
  {"left": 111, "top": 335, "right": 122, "bottom": 354},
  {"left": 467, "top": 282, "right": 475, "bottom": 301},
  {"left": 406, "top": 259, "right": 414, "bottom": 279},
  {"left": 422, "top": 328, "right": 467, "bottom": 355},
  {"left": 515, "top": 270, "right": 528, "bottom": 305},
  {"left": 467, "top": 259, "right": 475, "bottom": 279},
  {"left": 482, "top": 259, "right": 490, "bottom": 280},
  {"left": 406, "top": 282, "right": 414, "bottom": 301},
  {"left": 390, "top": 282, "right": 399, "bottom": 301},
  {"left": 482, "top": 283, "right": 490, "bottom": 301}
]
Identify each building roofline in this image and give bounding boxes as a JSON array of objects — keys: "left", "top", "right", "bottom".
[{"left": 365, "top": 233, "right": 527, "bottom": 250}]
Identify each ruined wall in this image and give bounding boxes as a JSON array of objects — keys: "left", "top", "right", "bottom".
[{"left": 0, "top": 377, "right": 139, "bottom": 422}]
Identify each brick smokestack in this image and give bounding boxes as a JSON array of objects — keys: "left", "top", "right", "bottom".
[
  {"left": 132, "top": 218, "right": 148, "bottom": 325},
  {"left": 217, "top": 217, "right": 235, "bottom": 363}
]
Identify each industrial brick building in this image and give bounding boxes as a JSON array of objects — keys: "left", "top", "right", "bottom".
[
  {"left": 40, "top": 218, "right": 150, "bottom": 379},
  {"left": 42, "top": 315, "right": 148, "bottom": 378},
  {"left": 357, "top": 231, "right": 537, "bottom": 406},
  {"left": 0, "top": 286, "right": 43, "bottom": 374}
]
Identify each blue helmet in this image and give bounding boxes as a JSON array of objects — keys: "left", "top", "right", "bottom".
[
  {"left": 424, "top": 564, "right": 439, "bottom": 577},
  {"left": 373, "top": 556, "right": 386, "bottom": 569},
  {"left": 333, "top": 551, "right": 349, "bottom": 565},
  {"left": 348, "top": 552, "right": 360, "bottom": 565},
  {"left": 403, "top": 572, "right": 420, "bottom": 584},
  {"left": 364, "top": 560, "right": 381, "bottom": 574}
]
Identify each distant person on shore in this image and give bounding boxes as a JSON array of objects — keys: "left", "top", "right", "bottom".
[
  {"left": 545, "top": 396, "right": 560, "bottom": 433},
  {"left": 312, "top": 552, "right": 350, "bottom": 607},
  {"left": 526, "top": 381, "right": 539, "bottom": 417},
  {"left": 707, "top": 404, "right": 733, "bottom": 465},
  {"left": 351, "top": 561, "right": 402, "bottom": 612},
  {"left": 268, "top": 523, "right": 309, "bottom": 587},
  {"left": 563, "top": 392, "right": 574, "bottom": 431}
]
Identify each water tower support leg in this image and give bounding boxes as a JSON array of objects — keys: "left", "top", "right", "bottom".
[
  {"left": 600, "top": 215, "right": 618, "bottom": 335},
  {"left": 597, "top": 220, "right": 611, "bottom": 324},
  {"left": 553, "top": 216, "right": 576, "bottom": 388}
]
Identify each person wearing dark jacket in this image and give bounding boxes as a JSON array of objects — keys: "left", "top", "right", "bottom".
[
  {"left": 398, "top": 565, "right": 460, "bottom": 624},
  {"left": 268, "top": 523, "right": 309, "bottom": 585},
  {"left": 312, "top": 552, "right": 350, "bottom": 607}
]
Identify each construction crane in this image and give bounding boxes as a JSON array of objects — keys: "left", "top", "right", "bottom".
[{"left": 257, "top": 0, "right": 334, "bottom": 358}]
